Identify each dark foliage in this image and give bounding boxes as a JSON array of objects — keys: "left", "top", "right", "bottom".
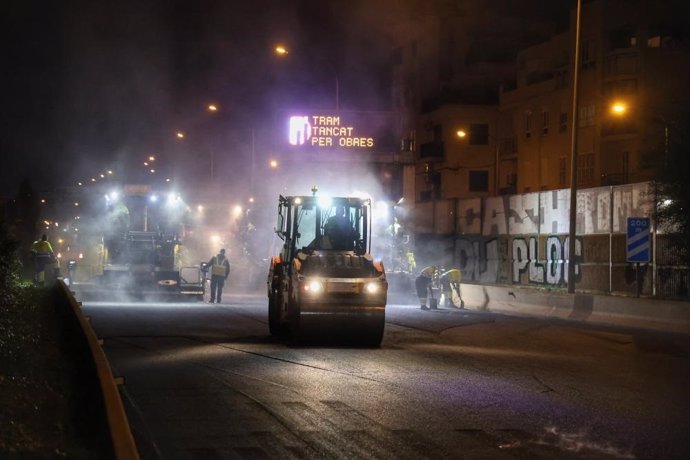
[
  {"left": 0, "top": 219, "right": 106, "bottom": 457},
  {"left": 0, "top": 216, "right": 21, "bottom": 308},
  {"left": 654, "top": 112, "right": 690, "bottom": 263}
]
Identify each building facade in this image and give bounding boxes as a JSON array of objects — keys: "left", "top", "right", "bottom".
[{"left": 388, "top": 0, "right": 690, "bottom": 296}]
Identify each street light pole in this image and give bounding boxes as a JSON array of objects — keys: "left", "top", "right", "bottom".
[
  {"left": 250, "top": 128, "right": 255, "bottom": 192},
  {"left": 567, "top": 0, "right": 582, "bottom": 294}
]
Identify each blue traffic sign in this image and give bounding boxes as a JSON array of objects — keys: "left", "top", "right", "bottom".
[{"left": 627, "top": 217, "right": 650, "bottom": 263}]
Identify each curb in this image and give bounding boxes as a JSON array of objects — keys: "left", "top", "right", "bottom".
[
  {"left": 57, "top": 281, "right": 140, "bottom": 460},
  {"left": 460, "top": 283, "right": 690, "bottom": 335}
]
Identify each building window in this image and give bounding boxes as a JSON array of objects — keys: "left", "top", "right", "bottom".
[
  {"left": 578, "top": 104, "right": 596, "bottom": 128},
  {"left": 559, "top": 112, "right": 568, "bottom": 132},
  {"left": 469, "top": 170, "right": 489, "bottom": 192},
  {"left": 609, "top": 26, "right": 637, "bottom": 51},
  {"left": 602, "top": 79, "right": 638, "bottom": 98},
  {"left": 648, "top": 35, "right": 662, "bottom": 48},
  {"left": 577, "top": 153, "right": 595, "bottom": 186},
  {"left": 647, "top": 27, "right": 678, "bottom": 48},
  {"left": 433, "top": 124, "right": 442, "bottom": 142},
  {"left": 469, "top": 123, "right": 489, "bottom": 145},
  {"left": 581, "top": 40, "right": 596, "bottom": 69},
  {"left": 542, "top": 111, "right": 550, "bottom": 135},
  {"left": 604, "top": 53, "right": 638, "bottom": 76},
  {"left": 555, "top": 69, "right": 568, "bottom": 89},
  {"left": 524, "top": 112, "right": 532, "bottom": 139},
  {"left": 559, "top": 157, "right": 567, "bottom": 187}
]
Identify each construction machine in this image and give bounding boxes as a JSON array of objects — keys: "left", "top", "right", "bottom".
[
  {"left": 267, "top": 189, "right": 388, "bottom": 345},
  {"left": 92, "top": 185, "right": 205, "bottom": 299}
]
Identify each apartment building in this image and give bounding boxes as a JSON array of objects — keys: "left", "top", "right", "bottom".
[
  {"left": 502, "top": 0, "right": 690, "bottom": 194},
  {"left": 390, "top": 0, "right": 689, "bottom": 235}
]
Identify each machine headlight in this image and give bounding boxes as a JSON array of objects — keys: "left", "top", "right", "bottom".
[
  {"left": 304, "top": 280, "right": 325, "bottom": 294},
  {"left": 364, "top": 282, "right": 380, "bottom": 294}
]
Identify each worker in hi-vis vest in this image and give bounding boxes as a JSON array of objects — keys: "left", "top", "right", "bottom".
[
  {"left": 205, "top": 248, "right": 230, "bottom": 304},
  {"left": 440, "top": 268, "right": 465, "bottom": 309},
  {"left": 415, "top": 265, "right": 438, "bottom": 310},
  {"left": 31, "top": 234, "right": 55, "bottom": 286}
]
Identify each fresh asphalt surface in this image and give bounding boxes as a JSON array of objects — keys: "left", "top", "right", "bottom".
[{"left": 78, "top": 288, "right": 690, "bottom": 459}]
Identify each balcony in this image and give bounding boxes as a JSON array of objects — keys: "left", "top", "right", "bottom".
[
  {"left": 604, "top": 52, "right": 639, "bottom": 77},
  {"left": 419, "top": 141, "right": 444, "bottom": 159}
]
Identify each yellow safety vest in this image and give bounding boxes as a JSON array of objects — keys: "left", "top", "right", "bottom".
[
  {"left": 442, "top": 269, "right": 462, "bottom": 283},
  {"left": 211, "top": 255, "right": 228, "bottom": 277},
  {"left": 32, "top": 240, "right": 53, "bottom": 255},
  {"left": 420, "top": 266, "right": 436, "bottom": 278}
]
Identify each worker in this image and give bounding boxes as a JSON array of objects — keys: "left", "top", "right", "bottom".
[
  {"left": 440, "top": 268, "right": 465, "bottom": 308},
  {"left": 31, "top": 234, "right": 55, "bottom": 286},
  {"left": 406, "top": 251, "right": 417, "bottom": 273},
  {"left": 415, "top": 265, "right": 438, "bottom": 310},
  {"left": 323, "top": 206, "right": 357, "bottom": 250},
  {"left": 206, "top": 248, "right": 230, "bottom": 304}
]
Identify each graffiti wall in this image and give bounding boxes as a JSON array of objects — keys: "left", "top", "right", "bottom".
[{"left": 448, "top": 182, "right": 654, "bottom": 292}]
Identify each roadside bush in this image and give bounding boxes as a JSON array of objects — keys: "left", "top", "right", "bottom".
[{"left": 0, "top": 217, "right": 21, "bottom": 308}]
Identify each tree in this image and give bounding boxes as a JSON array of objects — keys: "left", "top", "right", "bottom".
[{"left": 654, "top": 112, "right": 690, "bottom": 263}]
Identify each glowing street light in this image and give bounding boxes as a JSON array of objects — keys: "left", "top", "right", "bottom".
[
  {"left": 456, "top": 129, "right": 467, "bottom": 139},
  {"left": 269, "top": 159, "right": 278, "bottom": 168},
  {"left": 274, "top": 45, "right": 289, "bottom": 56},
  {"left": 610, "top": 102, "right": 627, "bottom": 115},
  {"left": 208, "top": 104, "right": 218, "bottom": 112},
  {"left": 176, "top": 131, "right": 185, "bottom": 139},
  {"left": 610, "top": 101, "right": 669, "bottom": 166}
]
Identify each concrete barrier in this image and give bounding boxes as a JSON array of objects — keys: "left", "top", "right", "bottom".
[
  {"left": 460, "top": 283, "right": 690, "bottom": 335},
  {"left": 56, "top": 281, "right": 140, "bottom": 460}
]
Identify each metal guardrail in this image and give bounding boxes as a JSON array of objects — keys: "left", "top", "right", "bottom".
[{"left": 57, "top": 280, "right": 140, "bottom": 460}]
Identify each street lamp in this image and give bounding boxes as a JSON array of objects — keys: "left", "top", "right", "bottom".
[
  {"left": 609, "top": 101, "right": 669, "bottom": 164},
  {"left": 274, "top": 44, "right": 340, "bottom": 111},
  {"left": 567, "top": 0, "right": 583, "bottom": 294}
]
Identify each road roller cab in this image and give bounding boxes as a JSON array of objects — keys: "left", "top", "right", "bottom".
[{"left": 267, "top": 190, "right": 388, "bottom": 345}]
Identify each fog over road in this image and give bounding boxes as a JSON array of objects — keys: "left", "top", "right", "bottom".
[{"left": 80, "top": 292, "right": 690, "bottom": 459}]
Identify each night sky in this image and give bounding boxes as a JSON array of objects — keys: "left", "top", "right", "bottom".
[{"left": 1, "top": 0, "right": 395, "bottom": 197}]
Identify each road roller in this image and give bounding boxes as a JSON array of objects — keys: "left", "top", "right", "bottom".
[{"left": 267, "top": 188, "right": 388, "bottom": 345}]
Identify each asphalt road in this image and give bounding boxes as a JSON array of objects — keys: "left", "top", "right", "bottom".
[{"left": 80, "top": 291, "right": 690, "bottom": 459}]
